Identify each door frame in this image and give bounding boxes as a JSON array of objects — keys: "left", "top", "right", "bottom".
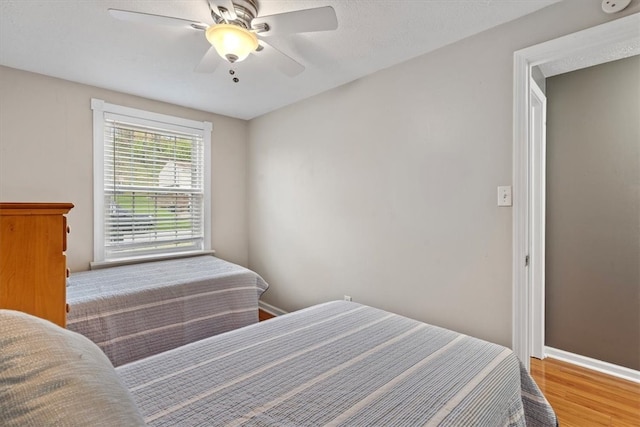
[{"left": 512, "top": 13, "right": 640, "bottom": 370}]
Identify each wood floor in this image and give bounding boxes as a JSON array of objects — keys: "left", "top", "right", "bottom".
[
  {"left": 530, "top": 357, "right": 639, "bottom": 427},
  {"left": 259, "top": 308, "right": 275, "bottom": 322},
  {"left": 259, "top": 311, "right": 639, "bottom": 426}
]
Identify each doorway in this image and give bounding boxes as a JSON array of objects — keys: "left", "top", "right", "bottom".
[{"left": 511, "top": 13, "right": 640, "bottom": 373}]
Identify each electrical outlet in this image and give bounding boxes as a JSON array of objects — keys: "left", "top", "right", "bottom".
[
  {"left": 602, "top": 0, "right": 631, "bottom": 14},
  {"left": 343, "top": 295, "right": 352, "bottom": 302}
]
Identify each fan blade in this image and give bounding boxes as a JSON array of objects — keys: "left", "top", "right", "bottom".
[
  {"left": 108, "top": 9, "right": 208, "bottom": 30},
  {"left": 252, "top": 6, "right": 337, "bottom": 37},
  {"left": 195, "top": 46, "right": 221, "bottom": 73},
  {"left": 254, "top": 41, "right": 304, "bottom": 77},
  {"left": 208, "top": 0, "right": 237, "bottom": 21}
]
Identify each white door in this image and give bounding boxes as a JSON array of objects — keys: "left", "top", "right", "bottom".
[{"left": 529, "top": 78, "right": 546, "bottom": 360}]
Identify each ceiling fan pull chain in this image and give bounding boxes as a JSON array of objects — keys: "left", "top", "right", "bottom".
[{"left": 229, "top": 69, "right": 239, "bottom": 83}]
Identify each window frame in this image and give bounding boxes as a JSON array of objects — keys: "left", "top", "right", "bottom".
[{"left": 91, "top": 98, "right": 212, "bottom": 266}]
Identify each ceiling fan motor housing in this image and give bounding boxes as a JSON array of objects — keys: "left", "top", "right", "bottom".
[{"left": 213, "top": 0, "right": 259, "bottom": 29}]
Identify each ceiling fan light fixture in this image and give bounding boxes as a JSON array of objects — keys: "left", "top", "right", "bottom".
[{"left": 205, "top": 24, "right": 258, "bottom": 63}]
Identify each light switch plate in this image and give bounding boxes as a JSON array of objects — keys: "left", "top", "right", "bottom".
[{"left": 498, "top": 186, "right": 512, "bottom": 207}]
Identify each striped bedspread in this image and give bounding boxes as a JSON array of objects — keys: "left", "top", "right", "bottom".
[
  {"left": 66, "top": 256, "right": 268, "bottom": 367},
  {"left": 117, "top": 301, "right": 557, "bottom": 426}
]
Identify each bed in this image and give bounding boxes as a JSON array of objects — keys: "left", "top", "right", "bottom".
[
  {"left": 66, "top": 255, "right": 269, "bottom": 366},
  {"left": 0, "top": 302, "right": 557, "bottom": 427},
  {"left": 117, "top": 301, "right": 557, "bottom": 426}
]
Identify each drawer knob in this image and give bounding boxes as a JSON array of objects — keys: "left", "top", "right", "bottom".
[{"left": 66, "top": 268, "right": 70, "bottom": 278}]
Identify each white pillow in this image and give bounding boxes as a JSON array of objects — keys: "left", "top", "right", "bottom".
[{"left": 0, "top": 310, "right": 146, "bottom": 426}]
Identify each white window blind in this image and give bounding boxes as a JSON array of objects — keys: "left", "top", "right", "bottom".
[{"left": 92, "top": 99, "right": 212, "bottom": 264}]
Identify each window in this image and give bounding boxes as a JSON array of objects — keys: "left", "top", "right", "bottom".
[{"left": 92, "top": 99, "right": 212, "bottom": 264}]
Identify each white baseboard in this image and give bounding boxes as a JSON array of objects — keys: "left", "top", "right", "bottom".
[
  {"left": 544, "top": 346, "right": 640, "bottom": 384},
  {"left": 258, "top": 301, "right": 288, "bottom": 317}
]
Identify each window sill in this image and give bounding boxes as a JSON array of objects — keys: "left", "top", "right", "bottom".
[{"left": 89, "top": 250, "right": 216, "bottom": 270}]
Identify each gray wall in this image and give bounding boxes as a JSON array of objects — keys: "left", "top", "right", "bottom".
[
  {"left": 247, "top": 0, "right": 640, "bottom": 348},
  {"left": 0, "top": 66, "right": 250, "bottom": 272},
  {"left": 545, "top": 56, "right": 640, "bottom": 370}
]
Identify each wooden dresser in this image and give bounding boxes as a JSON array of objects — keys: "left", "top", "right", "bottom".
[{"left": 0, "top": 202, "right": 73, "bottom": 327}]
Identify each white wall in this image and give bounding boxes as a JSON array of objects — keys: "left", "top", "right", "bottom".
[
  {"left": 0, "top": 66, "right": 249, "bottom": 272},
  {"left": 248, "top": 0, "right": 640, "bottom": 347}
]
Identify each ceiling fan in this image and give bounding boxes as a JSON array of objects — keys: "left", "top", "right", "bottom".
[{"left": 109, "top": 0, "right": 338, "bottom": 77}]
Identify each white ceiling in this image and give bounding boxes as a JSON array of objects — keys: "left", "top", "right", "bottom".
[{"left": 0, "top": 0, "right": 559, "bottom": 120}]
